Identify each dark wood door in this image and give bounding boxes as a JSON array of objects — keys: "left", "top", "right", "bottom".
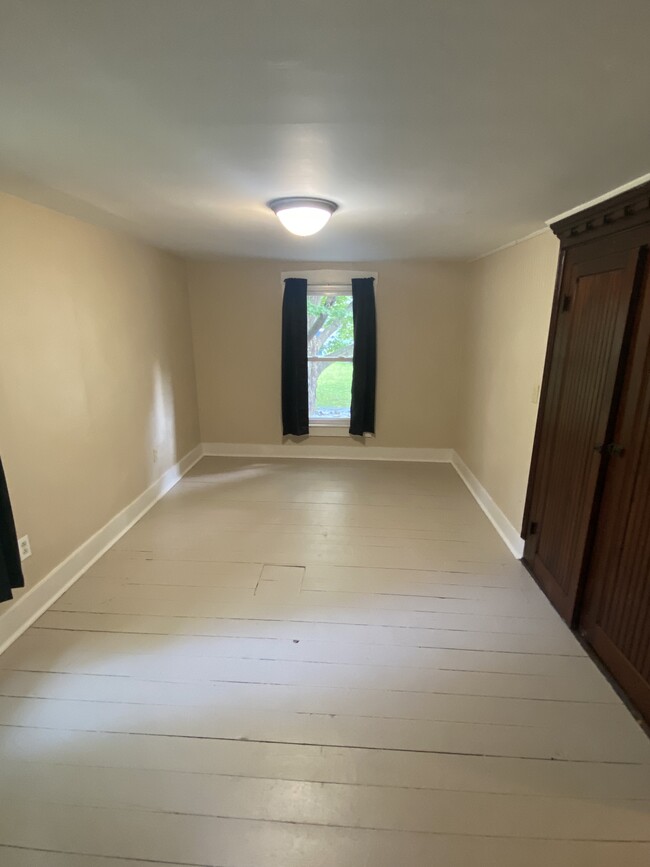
[
  {"left": 523, "top": 243, "right": 645, "bottom": 622},
  {"left": 579, "top": 261, "right": 650, "bottom": 721}
]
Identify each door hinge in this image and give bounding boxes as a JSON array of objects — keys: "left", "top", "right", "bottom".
[
  {"left": 529, "top": 521, "right": 539, "bottom": 535},
  {"left": 561, "top": 295, "right": 572, "bottom": 312}
]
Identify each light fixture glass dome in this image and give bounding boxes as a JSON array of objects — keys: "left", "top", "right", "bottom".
[{"left": 268, "top": 197, "right": 338, "bottom": 237}]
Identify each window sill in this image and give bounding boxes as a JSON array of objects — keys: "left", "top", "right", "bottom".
[{"left": 309, "top": 423, "right": 350, "bottom": 438}]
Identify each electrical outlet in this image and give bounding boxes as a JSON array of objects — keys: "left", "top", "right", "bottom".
[
  {"left": 152, "top": 447, "right": 158, "bottom": 464},
  {"left": 18, "top": 534, "right": 31, "bottom": 561}
]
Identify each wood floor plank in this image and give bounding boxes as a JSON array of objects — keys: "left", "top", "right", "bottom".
[
  {"left": 33, "top": 610, "right": 585, "bottom": 654},
  {"left": 0, "top": 625, "right": 594, "bottom": 676},
  {"left": 0, "top": 799, "right": 649, "bottom": 867},
  {"left": 52, "top": 578, "right": 562, "bottom": 617},
  {"left": 3, "top": 726, "right": 649, "bottom": 800},
  {"left": 86, "top": 557, "right": 263, "bottom": 588},
  {"left": 0, "top": 693, "right": 643, "bottom": 762},
  {"left": 51, "top": 589, "right": 575, "bottom": 635},
  {"left": 295, "top": 588, "right": 555, "bottom": 616},
  {"left": 0, "top": 669, "right": 634, "bottom": 732},
  {"left": 0, "top": 656, "right": 629, "bottom": 719},
  {"left": 2, "top": 761, "right": 649, "bottom": 841},
  {"left": 0, "top": 850, "right": 178, "bottom": 867}
]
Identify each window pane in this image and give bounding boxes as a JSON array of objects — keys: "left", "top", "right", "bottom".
[
  {"left": 309, "top": 361, "right": 353, "bottom": 420},
  {"left": 307, "top": 294, "right": 354, "bottom": 358}
]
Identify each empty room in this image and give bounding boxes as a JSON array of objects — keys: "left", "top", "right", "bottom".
[{"left": 1, "top": 1, "right": 649, "bottom": 865}]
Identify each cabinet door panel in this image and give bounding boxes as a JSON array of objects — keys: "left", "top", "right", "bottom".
[
  {"left": 580, "top": 263, "right": 650, "bottom": 722},
  {"left": 523, "top": 246, "right": 643, "bottom": 622}
]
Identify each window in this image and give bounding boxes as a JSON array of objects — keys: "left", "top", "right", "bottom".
[{"left": 307, "top": 289, "right": 354, "bottom": 423}]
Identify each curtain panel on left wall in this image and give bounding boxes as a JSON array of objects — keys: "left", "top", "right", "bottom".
[
  {"left": 281, "top": 277, "right": 309, "bottom": 436},
  {"left": 0, "top": 458, "right": 24, "bottom": 603}
]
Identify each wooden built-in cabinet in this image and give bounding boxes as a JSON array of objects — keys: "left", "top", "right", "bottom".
[{"left": 523, "top": 182, "right": 650, "bottom": 722}]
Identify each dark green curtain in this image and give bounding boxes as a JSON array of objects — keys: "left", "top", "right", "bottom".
[
  {"left": 0, "top": 458, "right": 24, "bottom": 603},
  {"left": 350, "top": 277, "right": 377, "bottom": 436},
  {"left": 281, "top": 277, "right": 309, "bottom": 436}
]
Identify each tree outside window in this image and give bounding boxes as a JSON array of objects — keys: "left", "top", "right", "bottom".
[{"left": 307, "top": 293, "right": 353, "bottom": 421}]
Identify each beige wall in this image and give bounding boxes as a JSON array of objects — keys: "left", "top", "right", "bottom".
[
  {"left": 0, "top": 192, "right": 200, "bottom": 602},
  {"left": 188, "top": 258, "right": 467, "bottom": 449},
  {"left": 457, "top": 230, "right": 559, "bottom": 530}
]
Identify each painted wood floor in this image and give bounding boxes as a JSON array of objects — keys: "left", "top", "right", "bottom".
[{"left": 0, "top": 456, "right": 648, "bottom": 867}]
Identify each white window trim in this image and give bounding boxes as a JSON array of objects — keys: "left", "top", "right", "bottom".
[
  {"left": 282, "top": 270, "right": 378, "bottom": 437},
  {"left": 309, "top": 423, "right": 351, "bottom": 437},
  {"left": 281, "top": 269, "right": 378, "bottom": 288}
]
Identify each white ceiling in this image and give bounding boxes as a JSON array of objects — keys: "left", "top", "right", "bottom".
[{"left": 1, "top": 0, "right": 650, "bottom": 260}]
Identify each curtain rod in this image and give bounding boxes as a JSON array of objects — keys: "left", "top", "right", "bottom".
[{"left": 307, "top": 282, "right": 352, "bottom": 288}]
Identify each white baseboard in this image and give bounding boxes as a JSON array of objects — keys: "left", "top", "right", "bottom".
[
  {"left": 202, "top": 442, "right": 453, "bottom": 462},
  {"left": 0, "top": 443, "right": 204, "bottom": 656},
  {"left": 450, "top": 450, "right": 524, "bottom": 559}
]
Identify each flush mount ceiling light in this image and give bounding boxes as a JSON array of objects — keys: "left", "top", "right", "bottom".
[{"left": 268, "top": 197, "right": 338, "bottom": 237}]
